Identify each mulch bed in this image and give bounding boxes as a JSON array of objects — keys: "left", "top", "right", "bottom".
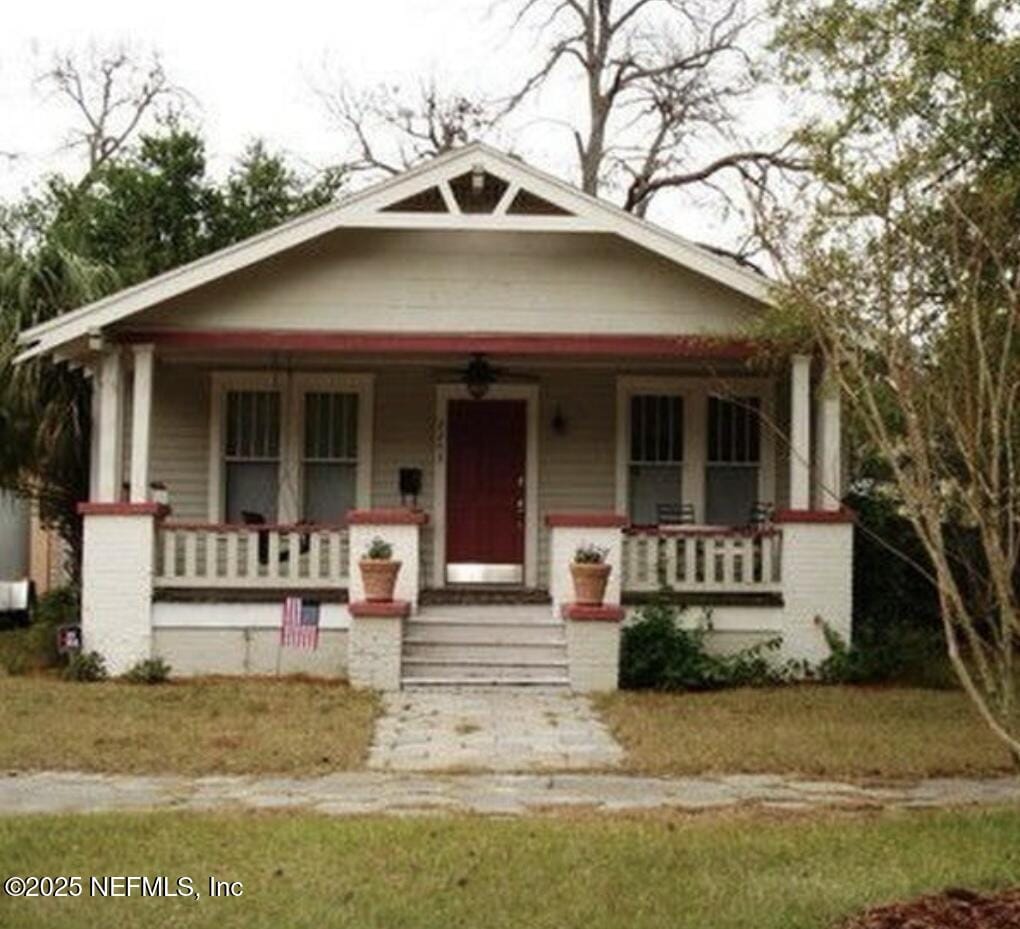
[{"left": 840, "top": 888, "right": 1020, "bottom": 929}]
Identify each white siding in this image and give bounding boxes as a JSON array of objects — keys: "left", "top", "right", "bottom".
[
  {"left": 131, "top": 230, "right": 760, "bottom": 338},
  {"left": 148, "top": 361, "right": 778, "bottom": 588},
  {"left": 150, "top": 364, "right": 211, "bottom": 519}
]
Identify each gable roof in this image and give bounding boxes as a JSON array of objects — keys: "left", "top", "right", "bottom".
[{"left": 17, "top": 143, "right": 771, "bottom": 361}]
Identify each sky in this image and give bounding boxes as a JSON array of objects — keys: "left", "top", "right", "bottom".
[{"left": 0, "top": 0, "right": 789, "bottom": 249}]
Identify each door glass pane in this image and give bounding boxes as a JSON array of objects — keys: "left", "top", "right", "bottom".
[
  {"left": 225, "top": 462, "right": 279, "bottom": 523},
  {"left": 705, "top": 466, "right": 758, "bottom": 526},
  {"left": 303, "top": 463, "right": 357, "bottom": 524}
]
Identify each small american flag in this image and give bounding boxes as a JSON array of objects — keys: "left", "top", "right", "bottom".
[{"left": 280, "top": 597, "right": 320, "bottom": 650}]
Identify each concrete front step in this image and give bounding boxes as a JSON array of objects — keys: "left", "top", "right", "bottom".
[
  {"left": 401, "top": 676, "right": 570, "bottom": 687},
  {"left": 402, "top": 606, "right": 570, "bottom": 687},
  {"left": 402, "top": 659, "right": 569, "bottom": 685},
  {"left": 411, "top": 605, "right": 556, "bottom": 624},
  {"left": 404, "top": 621, "right": 565, "bottom": 645},
  {"left": 403, "top": 641, "right": 567, "bottom": 663}
]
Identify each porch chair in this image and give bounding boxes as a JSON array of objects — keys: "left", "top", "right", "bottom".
[
  {"left": 241, "top": 511, "right": 312, "bottom": 565},
  {"left": 749, "top": 501, "right": 775, "bottom": 527},
  {"left": 656, "top": 502, "right": 695, "bottom": 525}
]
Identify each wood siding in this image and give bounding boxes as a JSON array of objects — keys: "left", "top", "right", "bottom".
[
  {"left": 144, "top": 361, "right": 784, "bottom": 588},
  {"left": 129, "top": 230, "right": 761, "bottom": 338}
]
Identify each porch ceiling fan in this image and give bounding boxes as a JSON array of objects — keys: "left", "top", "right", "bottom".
[{"left": 438, "top": 353, "right": 512, "bottom": 399}]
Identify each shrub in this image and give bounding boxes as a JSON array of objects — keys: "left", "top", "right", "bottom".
[
  {"left": 34, "top": 587, "right": 79, "bottom": 626},
  {"left": 620, "top": 595, "right": 786, "bottom": 691},
  {"left": 0, "top": 586, "right": 78, "bottom": 675},
  {"left": 817, "top": 621, "right": 953, "bottom": 688},
  {"left": 63, "top": 650, "right": 107, "bottom": 682},
  {"left": 364, "top": 537, "right": 393, "bottom": 559},
  {"left": 123, "top": 657, "right": 172, "bottom": 684},
  {"left": 574, "top": 543, "right": 608, "bottom": 564}
]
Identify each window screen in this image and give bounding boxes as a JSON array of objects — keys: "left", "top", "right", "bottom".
[
  {"left": 302, "top": 392, "right": 358, "bottom": 523},
  {"left": 706, "top": 396, "right": 761, "bottom": 525},
  {"left": 628, "top": 394, "right": 684, "bottom": 524},
  {"left": 224, "top": 391, "right": 281, "bottom": 522}
]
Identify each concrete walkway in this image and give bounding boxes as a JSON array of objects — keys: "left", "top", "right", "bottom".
[
  {"left": 2, "top": 770, "right": 1019, "bottom": 817},
  {"left": 368, "top": 687, "right": 624, "bottom": 771}
]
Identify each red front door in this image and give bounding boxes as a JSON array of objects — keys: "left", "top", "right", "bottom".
[{"left": 446, "top": 399, "right": 526, "bottom": 582}]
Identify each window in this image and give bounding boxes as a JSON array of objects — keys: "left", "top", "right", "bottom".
[
  {"left": 706, "top": 396, "right": 761, "bottom": 525},
  {"left": 628, "top": 394, "right": 684, "bottom": 524},
  {"left": 224, "top": 390, "right": 281, "bottom": 523},
  {"left": 302, "top": 392, "right": 359, "bottom": 523}
]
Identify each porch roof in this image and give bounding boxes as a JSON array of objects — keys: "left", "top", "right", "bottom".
[{"left": 115, "top": 328, "right": 761, "bottom": 360}]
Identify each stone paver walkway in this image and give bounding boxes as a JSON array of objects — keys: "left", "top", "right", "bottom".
[
  {"left": 2, "top": 770, "right": 1019, "bottom": 817},
  {"left": 368, "top": 687, "right": 624, "bottom": 771}
]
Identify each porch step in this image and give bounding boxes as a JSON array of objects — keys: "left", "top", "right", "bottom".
[
  {"left": 404, "top": 641, "right": 566, "bottom": 662},
  {"left": 404, "top": 621, "right": 565, "bottom": 645},
  {"left": 402, "top": 661, "right": 570, "bottom": 684},
  {"left": 403, "top": 677, "right": 570, "bottom": 688},
  {"left": 420, "top": 587, "right": 552, "bottom": 606},
  {"left": 401, "top": 605, "right": 569, "bottom": 688}
]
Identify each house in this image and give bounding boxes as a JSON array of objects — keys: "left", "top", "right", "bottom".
[
  {"left": 0, "top": 491, "right": 66, "bottom": 594},
  {"left": 16, "top": 144, "right": 853, "bottom": 690}
]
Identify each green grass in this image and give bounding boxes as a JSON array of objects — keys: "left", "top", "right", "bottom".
[
  {"left": 0, "top": 676, "right": 379, "bottom": 775},
  {"left": 1, "top": 808, "right": 1018, "bottom": 928},
  {"left": 597, "top": 686, "right": 1015, "bottom": 780}
]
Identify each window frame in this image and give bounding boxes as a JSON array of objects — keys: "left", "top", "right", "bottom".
[
  {"left": 705, "top": 394, "right": 765, "bottom": 526},
  {"left": 626, "top": 392, "right": 685, "bottom": 525},
  {"left": 209, "top": 371, "right": 374, "bottom": 524},
  {"left": 616, "top": 376, "right": 775, "bottom": 527}
]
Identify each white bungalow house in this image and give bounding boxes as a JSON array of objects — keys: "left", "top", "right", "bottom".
[{"left": 17, "top": 144, "right": 853, "bottom": 690}]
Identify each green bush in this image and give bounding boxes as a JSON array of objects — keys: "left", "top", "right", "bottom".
[
  {"left": 818, "top": 621, "right": 953, "bottom": 688},
  {"left": 34, "top": 587, "right": 79, "bottom": 626},
  {"left": 619, "top": 595, "right": 787, "bottom": 691},
  {"left": 123, "top": 657, "right": 171, "bottom": 684},
  {"left": 63, "top": 650, "right": 107, "bottom": 682}
]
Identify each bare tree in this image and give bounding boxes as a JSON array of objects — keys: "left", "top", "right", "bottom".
[
  {"left": 761, "top": 0, "right": 1020, "bottom": 758},
  {"left": 506, "top": 0, "right": 804, "bottom": 216},
  {"left": 320, "top": 78, "right": 504, "bottom": 179},
  {"left": 41, "top": 46, "right": 186, "bottom": 186}
]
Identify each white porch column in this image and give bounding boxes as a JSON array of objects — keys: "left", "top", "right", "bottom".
[
  {"left": 788, "top": 354, "right": 812, "bottom": 511},
  {"left": 815, "top": 369, "right": 843, "bottom": 511},
  {"left": 129, "top": 344, "right": 154, "bottom": 503},
  {"left": 95, "top": 349, "right": 124, "bottom": 503}
]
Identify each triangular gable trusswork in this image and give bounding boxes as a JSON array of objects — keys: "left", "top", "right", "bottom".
[
  {"left": 17, "top": 143, "right": 770, "bottom": 361},
  {"left": 375, "top": 168, "right": 575, "bottom": 218},
  {"left": 381, "top": 186, "right": 449, "bottom": 213}
]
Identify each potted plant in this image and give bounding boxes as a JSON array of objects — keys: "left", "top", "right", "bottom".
[
  {"left": 570, "top": 543, "right": 611, "bottom": 606},
  {"left": 359, "top": 537, "right": 401, "bottom": 602}
]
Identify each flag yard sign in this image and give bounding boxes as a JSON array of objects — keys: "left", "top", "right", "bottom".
[{"left": 281, "top": 597, "right": 320, "bottom": 649}]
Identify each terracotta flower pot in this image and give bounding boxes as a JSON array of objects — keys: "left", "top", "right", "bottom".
[
  {"left": 359, "top": 559, "right": 402, "bottom": 602},
  {"left": 570, "top": 562, "right": 611, "bottom": 606}
]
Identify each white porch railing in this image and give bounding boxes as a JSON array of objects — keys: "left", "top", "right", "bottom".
[
  {"left": 154, "top": 523, "right": 350, "bottom": 589},
  {"left": 622, "top": 526, "right": 782, "bottom": 594}
]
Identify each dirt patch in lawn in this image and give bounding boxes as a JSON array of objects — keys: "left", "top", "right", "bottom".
[{"left": 839, "top": 887, "right": 1020, "bottom": 928}]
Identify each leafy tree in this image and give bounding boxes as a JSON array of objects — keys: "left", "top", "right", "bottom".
[
  {"left": 0, "top": 124, "right": 346, "bottom": 577},
  {"left": 763, "top": 0, "right": 1020, "bottom": 758}
]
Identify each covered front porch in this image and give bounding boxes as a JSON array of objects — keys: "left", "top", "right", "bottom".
[{"left": 75, "top": 333, "right": 852, "bottom": 687}]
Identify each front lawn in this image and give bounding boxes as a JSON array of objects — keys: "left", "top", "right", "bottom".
[
  {"left": 0, "top": 676, "right": 378, "bottom": 775},
  {"left": 596, "top": 686, "right": 1014, "bottom": 780},
  {"left": 1, "top": 808, "right": 1018, "bottom": 928}
]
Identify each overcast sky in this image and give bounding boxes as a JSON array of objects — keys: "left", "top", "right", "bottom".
[{"left": 0, "top": 0, "right": 788, "bottom": 248}]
